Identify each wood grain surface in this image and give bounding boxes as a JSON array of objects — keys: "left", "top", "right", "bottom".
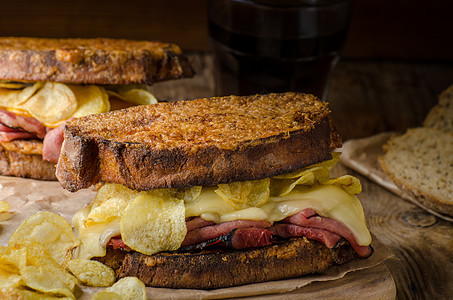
[{"left": 152, "top": 53, "right": 453, "bottom": 299}]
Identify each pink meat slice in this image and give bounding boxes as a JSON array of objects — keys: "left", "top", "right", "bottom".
[
  {"left": 271, "top": 223, "right": 342, "bottom": 248},
  {"left": 0, "top": 108, "right": 46, "bottom": 139},
  {"left": 282, "top": 208, "right": 373, "bottom": 258},
  {"left": 182, "top": 219, "right": 271, "bottom": 246},
  {"left": 42, "top": 121, "right": 67, "bottom": 163},
  {"left": 229, "top": 227, "right": 273, "bottom": 249},
  {"left": 0, "top": 124, "right": 37, "bottom": 141}
]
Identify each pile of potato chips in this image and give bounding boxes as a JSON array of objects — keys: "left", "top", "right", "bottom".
[
  {"left": 219, "top": 152, "right": 362, "bottom": 209},
  {"left": 0, "top": 211, "right": 147, "bottom": 299},
  {"left": 0, "top": 81, "right": 157, "bottom": 128}
]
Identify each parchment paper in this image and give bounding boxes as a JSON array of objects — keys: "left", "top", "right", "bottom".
[
  {"left": 0, "top": 175, "right": 394, "bottom": 299},
  {"left": 340, "top": 132, "right": 453, "bottom": 222}
]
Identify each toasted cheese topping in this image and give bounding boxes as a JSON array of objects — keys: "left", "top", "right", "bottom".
[{"left": 68, "top": 92, "right": 331, "bottom": 150}]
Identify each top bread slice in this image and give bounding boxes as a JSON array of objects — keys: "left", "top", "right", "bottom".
[
  {"left": 379, "top": 127, "right": 453, "bottom": 217},
  {"left": 56, "top": 92, "right": 342, "bottom": 192},
  {"left": 0, "top": 37, "right": 193, "bottom": 85},
  {"left": 423, "top": 84, "right": 453, "bottom": 133}
]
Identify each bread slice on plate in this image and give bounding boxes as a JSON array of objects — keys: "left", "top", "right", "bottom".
[
  {"left": 423, "top": 84, "right": 453, "bottom": 133},
  {"left": 379, "top": 127, "right": 453, "bottom": 217}
]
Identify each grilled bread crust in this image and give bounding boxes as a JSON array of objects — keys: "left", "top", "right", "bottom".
[
  {"left": 0, "top": 140, "right": 56, "bottom": 180},
  {"left": 0, "top": 37, "right": 193, "bottom": 85},
  {"left": 56, "top": 93, "right": 342, "bottom": 192},
  {"left": 96, "top": 238, "right": 356, "bottom": 289}
]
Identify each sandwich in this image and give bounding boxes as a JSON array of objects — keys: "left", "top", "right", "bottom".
[
  {"left": 56, "top": 92, "right": 373, "bottom": 289},
  {"left": 0, "top": 37, "right": 193, "bottom": 180}
]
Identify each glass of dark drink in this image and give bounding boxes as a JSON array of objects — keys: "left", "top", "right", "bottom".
[{"left": 208, "top": 0, "right": 352, "bottom": 100}]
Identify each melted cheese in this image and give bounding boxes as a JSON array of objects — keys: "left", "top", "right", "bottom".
[
  {"left": 187, "top": 184, "right": 371, "bottom": 246},
  {"left": 73, "top": 183, "right": 372, "bottom": 259},
  {"left": 72, "top": 205, "right": 120, "bottom": 259}
]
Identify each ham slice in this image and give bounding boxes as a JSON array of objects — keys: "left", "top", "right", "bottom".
[
  {"left": 0, "top": 108, "right": 46, "bottom": 139},
  {"left": 107, "top": 236, "right": 132, "bottom": 251},
  {"left": 0, "top": 123, "right": 37, "bottom": 142},
  {"left": 181, "top": 227, "right": 274, "bottom": 250},
  {"left": 282, "top": 209, "right": 373, "bottom": 258},
  {"left": 185, "top": 217, "right": 216, "bottom": 232},
  {"left": 42, "top": 121, "right": 67, "bottom": 163},
  {"left": 182, "top": 220, "right": 271, "bottom": 247},
  {"left": 0, "top": 108, "right": 67, "bottom": 163},
  {"left": 107, "top": 210, "right": 372, "bottom": 257},
  {"left": 229, "top": 227, "right": 273, "bottom": 249},
  {"left": 271, "top": 223, "right": 342, "bottom": 248}
]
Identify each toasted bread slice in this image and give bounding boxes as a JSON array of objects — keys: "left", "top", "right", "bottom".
[
  {"left": 56, "top": 93, "right": 342, "bottom": 192},
  {"left": 423, "top": 84, "right": 453, "bottom": 133},
  {"left": 379, "top": 127, "right": 453, "bottom": 216},
  {"left": 0, "top": 37, "right": 193, "bottom": 85},
  {"left": 96, "top": 238, "right": 356, "bottom": 289},
  {"left": 0, "top": 140, "right": 56, "bottom": 180}
]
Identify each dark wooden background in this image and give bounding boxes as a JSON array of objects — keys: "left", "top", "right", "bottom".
[{"left": 0, "top": 0, "right": 452, "bottom": 60}]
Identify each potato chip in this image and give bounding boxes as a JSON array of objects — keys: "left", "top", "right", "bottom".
[
  {"left": 0, "top": 247, "right": 22, "bottom": 288},
  {"left": 121, "top": 191, "right": 186, "bottom": 255},
  {"left": 0, "top": 239, "right": 77, "bottom": 298},
  {"left": 0, "top": 271, "right": 21, "bottom": 289},
  {"left": 17, "top": 241, "right": 78, "bottom": 293},
  {"left": 0, "top": 211, "right": 14, "bottom": 222},
  {"left": 172, "top": 186, "right": 202, "bottom": 203},
  {"left": 69, "top": 85, "right": 110, "bottom": 119},
  {"left": 9, "top": 211, "right": 81, "bottom": 266},
  {"left": 0, "top": 200, "right": 13, "bottom": 221},
  {"left": 0, "top": 246, "right": 26, "bottom": 276},
  {"left": 91, "top": 291, "right": 123, "bottom": 300},
  {"left": 20, "top": 82, "right": 77, "bottom": 124},
  {"left": 107, "top": 85, "right": 158, "bottom": 105},
  {"left": 273, "top": 152, "right": 341, "bottom": 179},
  {"left": 269, "top": 153, "right": 342, "bottom": 196},
  {"left": 0, "top": 81, "right": 27, "bottom": 89},
  {"left": 326, "top": 175, "right": 362, "bottom": 195},
  {"left": 0, "top": 200, "right": 10, "bottom": 211},
  {"left": 118, "top": 88, "right": 158, "bottom": 105},
  {"left": 145, "top": 187, "right": 202, "bottom": 203},
  {"left": 2, "top": 242, "right": 77, "bottom": 299},
  {"left": 85, "top": 183, "right": 139, "bottom": 226},
  {"left": 66, "top": 259, "right": 115, "bottom": 287},
  {"left": 215, "top": 178, "right": 270, "bottom": 209},
  {"left": 0, "top": 82, "right": 43, "bottom": 108},
  {"left": 105, "top": 277, "right": 147, "bottom": 300},
  {"left": 270, "top": 166, "right": 330, "bottom": 196},
  {"left": 21, "top": 265, "right": 75, "bottom": 298},
  {"left": 0, "top": 288, "right": 74, "bottom": 299}
]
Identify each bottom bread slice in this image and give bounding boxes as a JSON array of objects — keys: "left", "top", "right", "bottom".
[
  {"left": 0, "top": 141, "right": 56, "bottom": 180},
  {"left": 96, "top": 238, "right": 356, "bottom": 289}
]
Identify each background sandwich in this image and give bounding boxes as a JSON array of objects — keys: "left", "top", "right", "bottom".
[
  {"left": 57, "top": 92, "right": 373, "bottom": 289},
  {"left": 0, "top": 37, "right": 193, "bottom": 180}
]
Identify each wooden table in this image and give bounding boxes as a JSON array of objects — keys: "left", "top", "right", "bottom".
[{"left": 150, "top": 53, "right": 453, "bottom": 299}]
